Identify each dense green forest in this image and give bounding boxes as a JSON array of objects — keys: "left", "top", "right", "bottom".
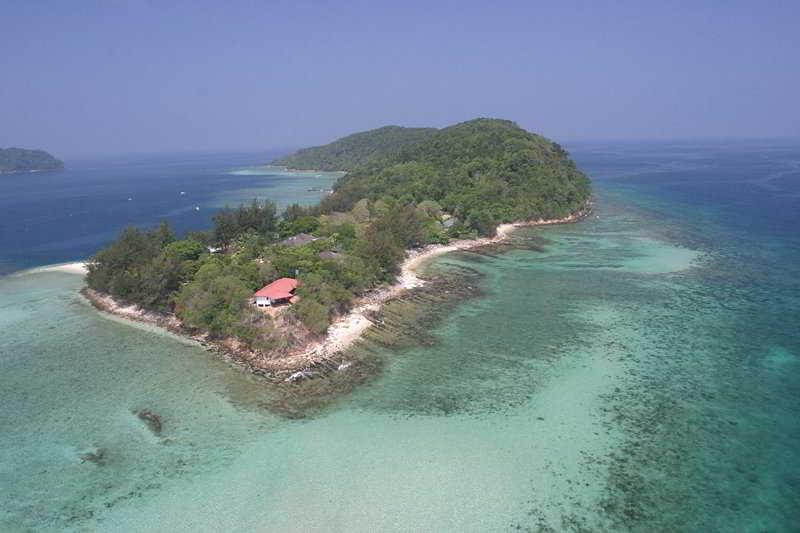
[
  {"left": 87, "top": 118, "right": 590, "bottom": 352},
  {"left": 272, "top": 125, "right": 436, "bottom": 171},
  {"left": 319, "top": 118, "right": 590, "bottom": 232},
  {"left": 0, "top": 148, "right": 64, "bottom": 173}
]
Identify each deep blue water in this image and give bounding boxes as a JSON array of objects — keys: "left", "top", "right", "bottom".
[
  {"left": 573, "top": 140, "right": 800, "bottom": 242},
  {"left": 0, "top": 151, "right": 337, "bottom": 274}
]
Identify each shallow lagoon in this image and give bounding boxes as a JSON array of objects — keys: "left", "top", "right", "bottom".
[{"left": 2, "top": 142, "right": 799, "bottom": 531}]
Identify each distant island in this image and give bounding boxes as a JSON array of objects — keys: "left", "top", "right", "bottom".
[
  {"left": 0, "top": 147, "right": 64, "bottom": 173},
  {"left": 273, "top": 125, "right": 437, "bottom": 171},
  {"left": 83, "top": 118, "right": 591, "bottom": 379}
]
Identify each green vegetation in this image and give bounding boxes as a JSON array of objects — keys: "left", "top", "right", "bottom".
[
  {"left": 272, "top": 125, "right": 436, "bottom": 171},
  {"left": 0, "top": 148, "right": 64, "bottom": 173},
  {"left": 320, "top": 118, "right": 590, "bottom": 230},
  {"left": 211, "top": 199, "right": 278, "bottom": 246},
  {"left": 87, "top": 118, "right": 590, "bottom": 353}
]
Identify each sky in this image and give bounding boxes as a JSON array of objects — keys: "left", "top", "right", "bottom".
[{"left": 1, "top": 1, "right": 798, "bottom": 156}]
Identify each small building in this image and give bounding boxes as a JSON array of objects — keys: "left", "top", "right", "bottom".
[
  {"left": 277, "top": 233, "right": 316, "bottom": 247},
  {"left": 254, "top": 277, "right": 298, "bottom": 307},
  {"left": 318, "top": 250, "right": 340, "bottom": 260}
]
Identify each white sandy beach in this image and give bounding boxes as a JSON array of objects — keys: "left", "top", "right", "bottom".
[{"left": 29, "top": 262, "right": 89, "bottom": 275}]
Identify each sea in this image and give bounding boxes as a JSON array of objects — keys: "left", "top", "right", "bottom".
[
  {"left": 0, "top": 151, "right": 341, "bottom": 274},
  {"left": 0, "top": 142, "right": 797, "bottom": 531}
]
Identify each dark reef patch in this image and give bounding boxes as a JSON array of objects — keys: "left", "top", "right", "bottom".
[
  {"left": 347, "top": 238, "right": 574, "bottom": 418},
  {"left": 252, "top": 261, "right": 489, "bottom": 419}
]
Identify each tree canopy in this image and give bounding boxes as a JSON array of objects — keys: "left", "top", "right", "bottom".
[{"left": 317, "top": 118, "right": 591, "bottom": 233}]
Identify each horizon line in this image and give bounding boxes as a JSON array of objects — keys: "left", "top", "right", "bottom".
[{"left": 49, "top": 136, "right": 800, "bottom": 160}]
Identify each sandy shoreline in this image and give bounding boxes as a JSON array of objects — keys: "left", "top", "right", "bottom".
[
  {"left": 28, "top": 262, "right": 89, "bottom": 275},
  {"left": 71, "top": 205, "right": 590, "bottom": 379}
]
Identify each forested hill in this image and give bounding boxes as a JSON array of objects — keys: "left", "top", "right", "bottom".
[
  {"left": 319, "top": 118, "right": 591, "bottom": 232},
  {"left": 272, "top": 125, "right": 436, "bottom": 171},
  {"left": 0, "top": 148, "right": 64, "bottom": 173}
]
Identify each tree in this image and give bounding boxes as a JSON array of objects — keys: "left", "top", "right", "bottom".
[
  {"left": 212, "top": 208, "right": 238, "bottom": 246},
  {"left": 293, "top": 299, "right": 329, "bottom": 335},
  {"left": 375, "top": 202, "right": 424, "bottom": 248},
  {"left": 164, "top": 239, "right": 206, "bottom": 261},
  {"left": 278, "top": 215, "right": 320, "bottom": 237},
  {"left": 136, "top": 252, "right": 184, "bottom": 311},
  {"left": 174, "top": 268, "right": 252, "bottom": 337},
  {"left": 86, "top": 223, "right": 175, "bottom": 301},
  {"left": 213, "top": 200, "right": 278, "bottom": 245},
  {"left": 354, "top": 222, "right": 404, "bottom": 281},
  {"left": 283, "top": 203, "right": 310, "bottom": 222}
]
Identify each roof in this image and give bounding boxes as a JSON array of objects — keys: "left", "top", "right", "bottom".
[
  {"left": 277, "top": 233, "right": 316, "bottom": 247},
  {"left": 318, "top": 250, "right": 340, "bottom": 260},
  {"left": 255, "top": 278, "right": 298, "bottom": 300}
]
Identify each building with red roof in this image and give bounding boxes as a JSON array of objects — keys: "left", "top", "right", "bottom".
[{"left": 254, "top": 277, "right": 298, "bottom": 307}]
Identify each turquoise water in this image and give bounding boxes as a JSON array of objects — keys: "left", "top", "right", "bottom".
[{"left": 1, "top": 142, "right": 798, "bottom": 531}]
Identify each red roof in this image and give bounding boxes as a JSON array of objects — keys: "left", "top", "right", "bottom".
[{"left": 255, "top": 278, "right": 298, "bottom": 300}]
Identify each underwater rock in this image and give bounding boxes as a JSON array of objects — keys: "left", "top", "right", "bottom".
[
  {"left": 285, "top": 369, "right": 314, "bottom": 382},
  {"left": 136, "top": 409, "right": 162, "bottom": 434},
  {"left": 79, "top": 447, "right": 106, "bottom": 465}
]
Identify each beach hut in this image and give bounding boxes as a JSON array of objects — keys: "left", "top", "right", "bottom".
[
  {"left": 254, "top": 277, "right": 298, "bottom": 307},
  {"left": 318, "top": 250, "right": 340, "bottom": 260},
  {"left": 277, "top": 233, "right": 316, "bottom": 247}
]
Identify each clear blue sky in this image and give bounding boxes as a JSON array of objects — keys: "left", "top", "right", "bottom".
[{"left": 1, "top": 1, "right": 798, "bottom": 156}]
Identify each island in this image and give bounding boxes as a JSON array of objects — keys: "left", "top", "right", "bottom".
[
  {"left": 273, "top": 125, "right": 437, "bottom": 171},
  {"left": 0, "top": 147, "right": 64, "bottom": 173},
  {"left": 83, "top": 118, "right": 592, "bottom": 380}
]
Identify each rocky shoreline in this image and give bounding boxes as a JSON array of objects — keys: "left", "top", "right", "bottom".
[
  {"left": 80, "top": 287, "right": 315, "bottom": 382},
  {"left": 80, "top": 203, "right": 592, "bottom": 382}
]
